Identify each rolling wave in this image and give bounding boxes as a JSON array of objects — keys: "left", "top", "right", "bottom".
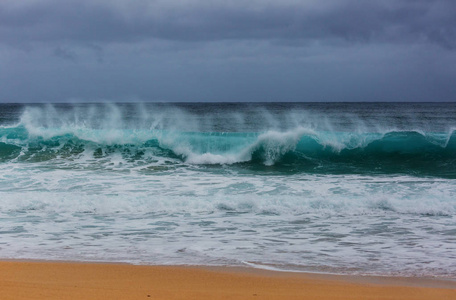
[
  {"left": 1, "top": 123, "right": 455, "bottom": 177},
  {"left": 1, "top": 103, "right": 456, "bottom": 277}
]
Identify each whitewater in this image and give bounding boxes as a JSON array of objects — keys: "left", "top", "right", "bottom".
[{"left": 0, "top": 102, "right": 455, "bottom": 277}]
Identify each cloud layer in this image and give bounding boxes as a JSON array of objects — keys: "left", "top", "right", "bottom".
[
  {"left": 2, "top": 0, "right": 455, "bottom": 48},
  {"left": 1, "top": 0, "right": 455, "bottom": 102}
]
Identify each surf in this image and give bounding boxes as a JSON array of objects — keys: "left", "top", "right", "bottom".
[
  {"left": 1, "top": 124, "right": 455, "bottom": 177},
  {"left": 1, "top": 102, "right": 456, "bottom": 278}
]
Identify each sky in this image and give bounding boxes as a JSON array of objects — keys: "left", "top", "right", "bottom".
[{"left": 1, "top": 0, "right": 456, "bottom": 102}]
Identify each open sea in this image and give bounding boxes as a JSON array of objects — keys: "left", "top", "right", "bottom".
[{"left": 0, "top": 102, "right": 455, "bottom": 278}]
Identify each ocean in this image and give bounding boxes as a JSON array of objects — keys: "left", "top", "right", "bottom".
[{"left": 0, "top": 102, "right": 455, "bottom": 277}]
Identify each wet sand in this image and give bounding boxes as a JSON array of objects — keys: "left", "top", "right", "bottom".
[{"left": 1, "top": 261, "right": 455, "bottom": 299}]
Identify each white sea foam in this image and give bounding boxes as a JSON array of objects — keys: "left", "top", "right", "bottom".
[
  {"left": 1, "top": 103, "right": 456, "bottom": 277},
  {"left": 9, "top": 104, "right": 454, "bottom": 169},
  {"left": 1, "top": 157, "right": 456, "bottom": 276}
]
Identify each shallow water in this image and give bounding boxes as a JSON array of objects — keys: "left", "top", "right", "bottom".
[{"left": 0, "top": 102, "right": 455, "bottom": 277}]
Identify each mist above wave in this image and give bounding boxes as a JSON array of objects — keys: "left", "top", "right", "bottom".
[
  {"left": 1, "top": 103, "right": 456, "bottom": 277},
  {"left": 0, "top": 103, "right": 455, "bottom": 176}
]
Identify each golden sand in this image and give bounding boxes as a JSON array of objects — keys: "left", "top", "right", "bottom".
[{"left": 0, "top": 261, "right": 455, "bottom": 299}]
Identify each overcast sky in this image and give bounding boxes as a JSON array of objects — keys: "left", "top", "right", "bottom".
[{"left": 1, "top": 0, "right": 455, "bottom": 102}]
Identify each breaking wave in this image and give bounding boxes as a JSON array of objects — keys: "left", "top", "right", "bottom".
[
  {"left": 1, "top": 103, "right": 456, "bottom": 278},
  {"left": 1, "top": 119, "right": 455, "bottom": 177}
]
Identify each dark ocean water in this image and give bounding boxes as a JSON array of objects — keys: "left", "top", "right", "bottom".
[{"left": 0, "top": 102, "right": 455, "bottom": 277}]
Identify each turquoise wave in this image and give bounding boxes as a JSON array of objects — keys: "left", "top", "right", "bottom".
[{"left": 0, "top": 125, "right": 455, "bottom": 177}]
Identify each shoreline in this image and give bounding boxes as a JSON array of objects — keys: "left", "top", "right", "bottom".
[
  {"left": 1, "top": 260, "right": 455, "bottom": 299},
  {"left": 3, "top": 258, "right": 456, "bottom": 288}
]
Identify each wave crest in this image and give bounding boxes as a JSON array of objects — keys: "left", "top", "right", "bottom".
[{"left": 0, "top": 104, "right": 455, "bottom": 177}]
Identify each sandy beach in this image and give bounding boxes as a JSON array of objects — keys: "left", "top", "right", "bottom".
[{"left": 1, "top": 261, "right": 455, "bottom": 299}]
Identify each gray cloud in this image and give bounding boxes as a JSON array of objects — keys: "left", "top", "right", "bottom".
[
  {"left": 1, "top": 0, "right": 456, "bottom": 103},
  {"left": 53, "top": 46, "right": 77, "bottom": 61},
  {"left": 1, "top": 0, "right": 455, "bottom": 49}
]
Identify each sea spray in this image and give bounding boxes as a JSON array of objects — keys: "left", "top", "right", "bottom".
[
  {"left": 0, "top": 102, "right": 455, "bottom": 277},
  {"left": 1, "top": 104, "right": 454, "bottom": 176}
]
